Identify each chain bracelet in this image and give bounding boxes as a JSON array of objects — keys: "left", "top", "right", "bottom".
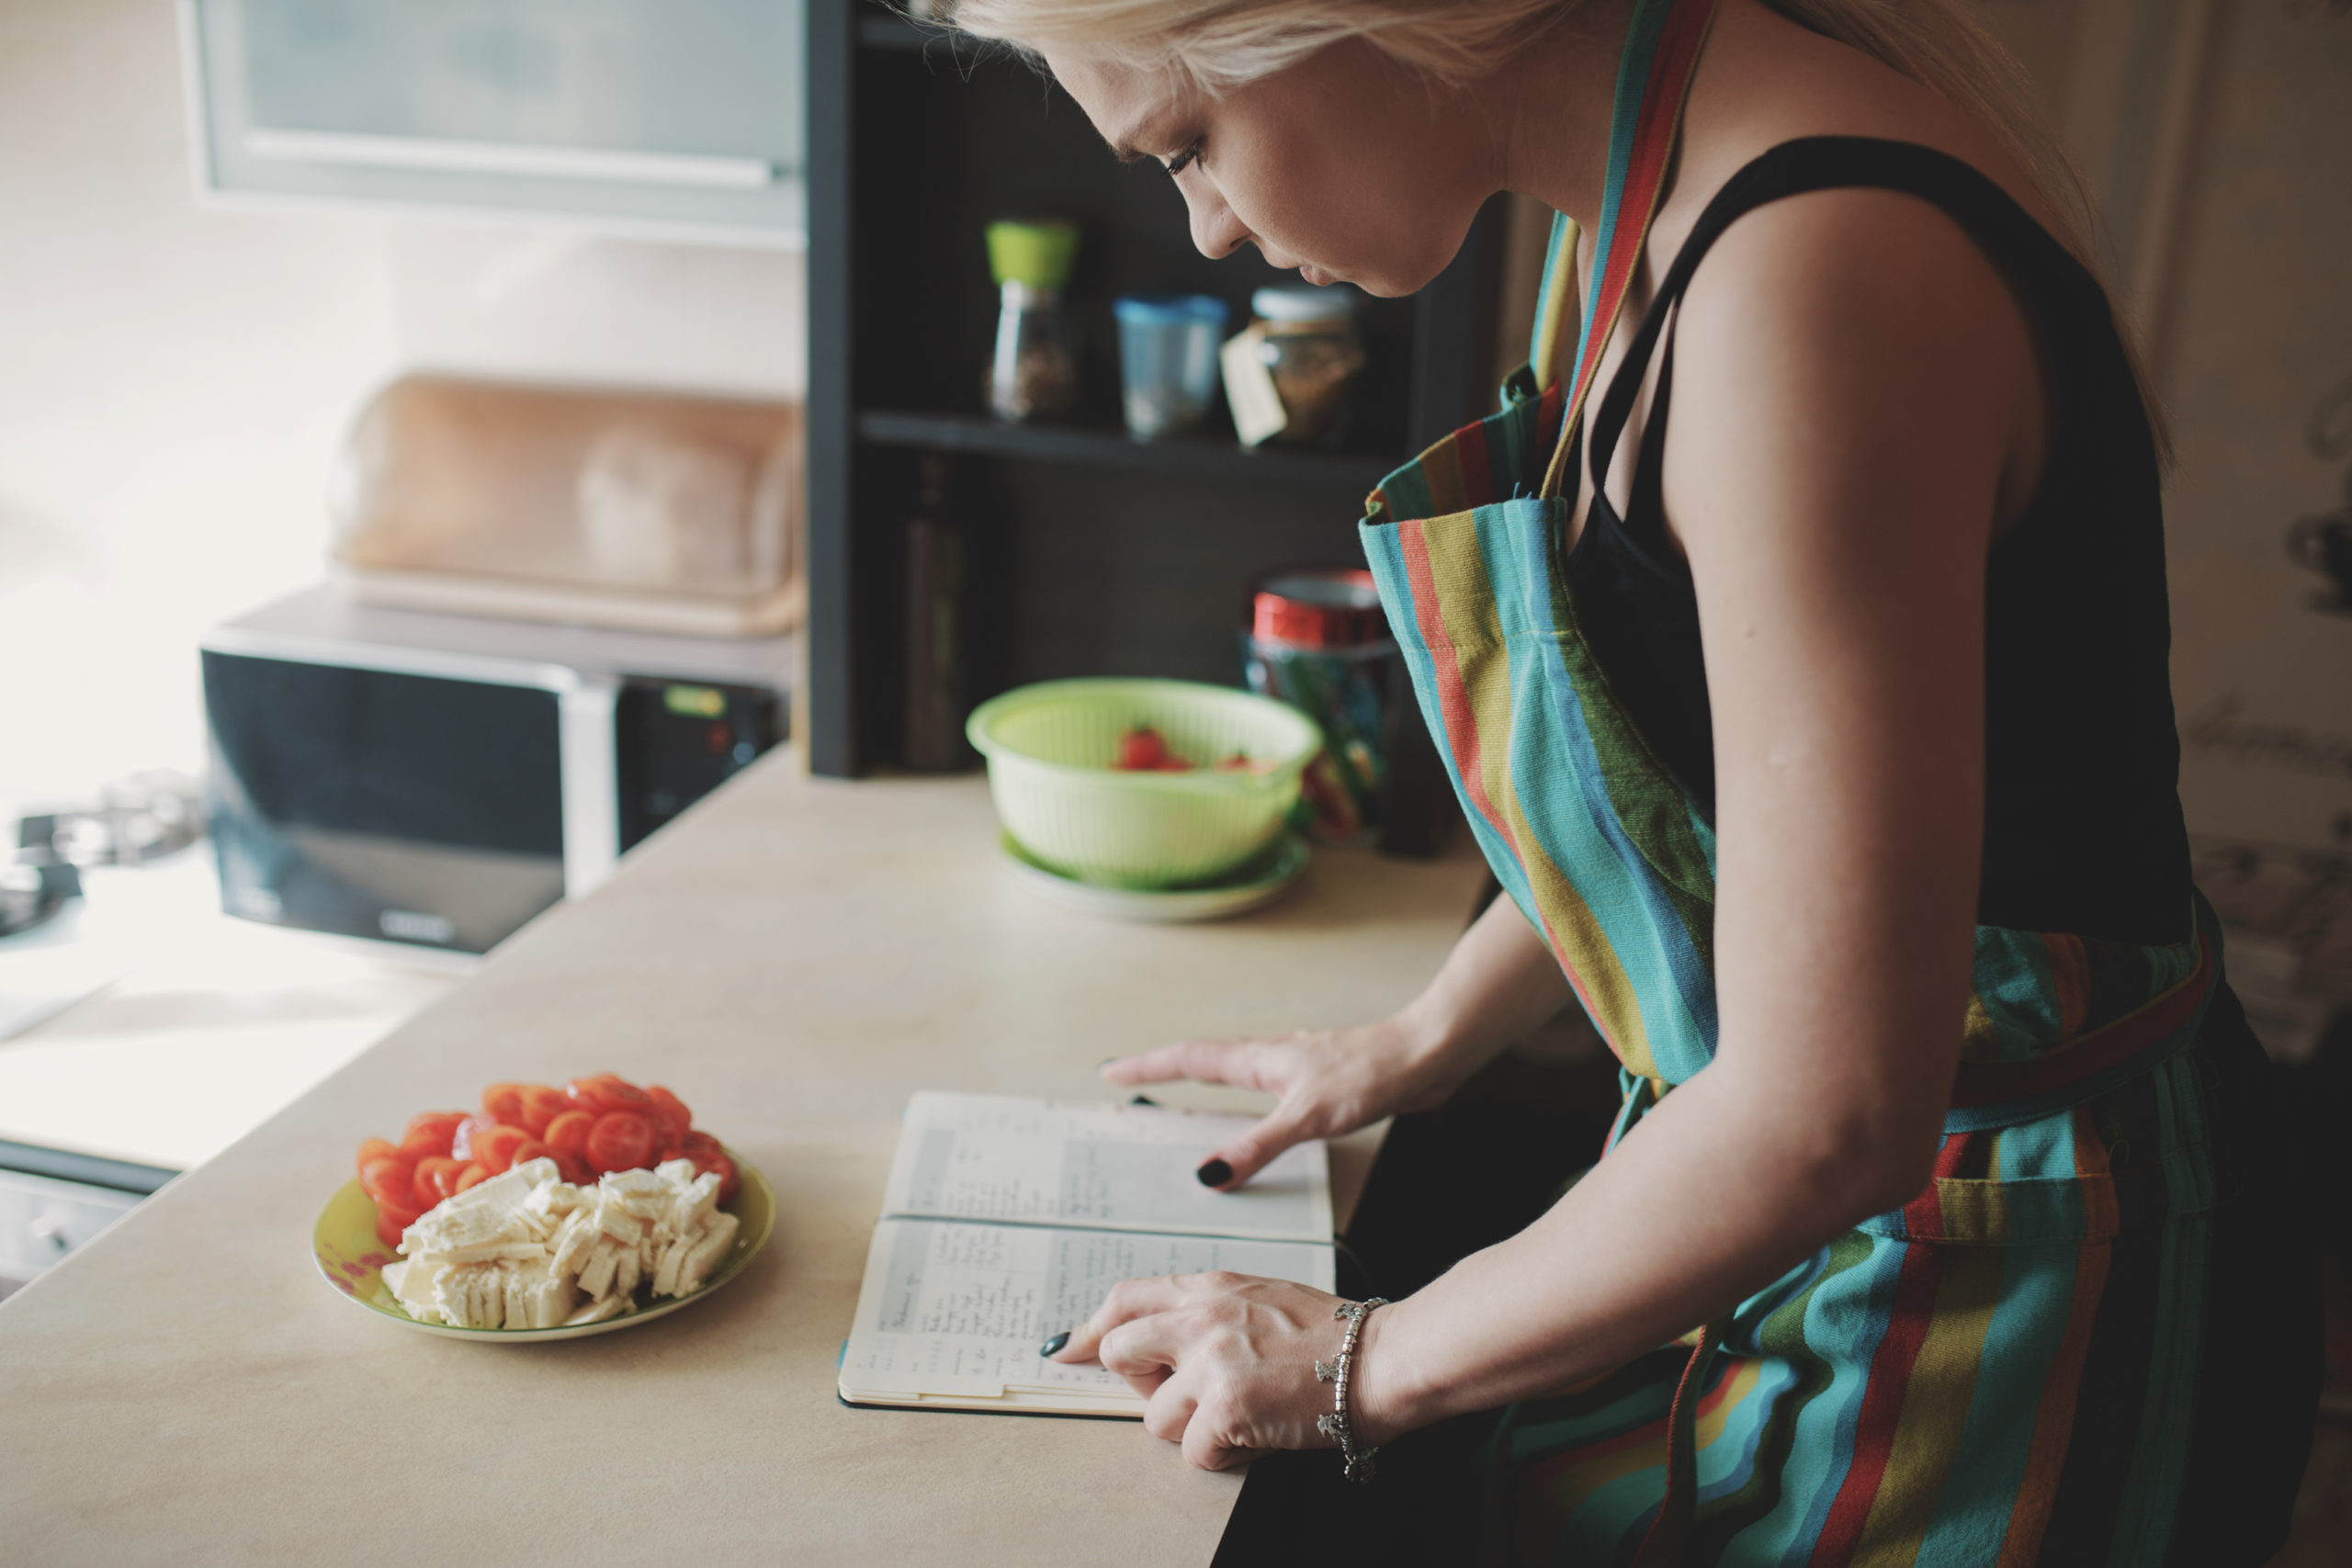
[{"left": 1313, "top": 1296, "right": 1389, "bottom": 1484}]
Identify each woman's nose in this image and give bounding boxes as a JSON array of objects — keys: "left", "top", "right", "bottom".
[{"left": 1185, "top": 187, "right": 1250, "bottom": 262}]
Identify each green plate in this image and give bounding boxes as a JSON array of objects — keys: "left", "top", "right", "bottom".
[
  {"left": 313, "top": 1151, "right": 775, "bottom": 1342},
  {"left": 1000, "top": 829, "right": 1309, "bottom": 923}
]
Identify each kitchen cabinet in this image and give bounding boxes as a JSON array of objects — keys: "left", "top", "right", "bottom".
[
  {"left": 803, "top": 2, "right": 1511, "bottom": 804},
  {"left": 178, "top": 0, "right": 807, "bottom": 245}
]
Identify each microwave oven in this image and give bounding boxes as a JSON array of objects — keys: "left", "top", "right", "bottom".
[{"left": 199, "top": 586, "right": 793, "bottom": 953}]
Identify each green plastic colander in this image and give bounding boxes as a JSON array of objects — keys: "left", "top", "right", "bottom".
[{"left": 967, "top": 679, "right": 1322, "bottom": 888}]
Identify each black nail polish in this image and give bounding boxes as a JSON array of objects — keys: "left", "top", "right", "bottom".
[
  {"left": 1040, "top": 1331, "right": 1070, "bottom": 1358},
  {"left": 1128, "top": 1094, "right": 1159, "bottom": 1107},
  {"left": 1197, "top": 1158, "right": 1233, "bottom": 1189}
]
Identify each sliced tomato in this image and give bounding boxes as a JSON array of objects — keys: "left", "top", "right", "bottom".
[
  {"left": 374, "top": 1195, "right": 422, "bottom": 1249},
  {"left": 675, "top": 1128, "right": 724, "bottom": 1162},
  {"left": 479, "top": 1083, "right": 530, "bottom": 1127},
  {"left": 644, "top": 1087, "right": 693, "bottom": 1142},
  {"left": 398, "top": 1112, "right": 465, "bottom": 1160},
  {"left": 449, "top": 1112, "right": 502, "bottom": 1162},
  {"left": 355, "top": 1137, "right": 399, "bottom": 1177},
  {"left": 360, "top": 1156, "right": 416, "bottom": 1208},
  {"left": 469, "top": 1124, "right": 533, "bottom": 1174},
  {"left": 412, "top": 1156, "right": 466, "bottom": 1208},
  {"left": 453, "top": 1162, "right": 491, "bottom": 1193},
  {"left": 542, "top": 1111, "right": 594, "bottom": 1161},
  {"left": 695, "top": 1150, "right": 740, "bottom": 1206},
  {"left": 550, "top": 1150, "right": 595, "bottom": 1187},
  {"left": 516, "top": 1085, "right": 570, "bottom": 1134},
  {"left": 1114, "top": 727, "right": 1167, "bottom": 770},
  {"left": 583, "top": 1111, "right": 654, "bottom": 1173},
  {"left": 568, "top": 1074, "right": 653, "bottom": 1114},
  {"left": 505, "top": 1138, "right": 553, "bottom": 1173}
]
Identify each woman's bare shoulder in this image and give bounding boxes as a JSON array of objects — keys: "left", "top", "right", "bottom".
[
  {"left": 1645, "top": 4, "right": 2056, "bottom": 551},
  {"left": 1680, "top": 0, "right": 2073, "bottom": 249}
]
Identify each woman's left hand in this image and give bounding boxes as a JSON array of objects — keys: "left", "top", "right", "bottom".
[{"left": 1048, "top": 1272, "right": 1374, "bottom": 1470}]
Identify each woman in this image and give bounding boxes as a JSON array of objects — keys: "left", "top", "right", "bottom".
[{"left": 936, "top": 0, "right": 2320, "bottom": 1561}]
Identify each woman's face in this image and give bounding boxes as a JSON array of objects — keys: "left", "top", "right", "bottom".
[{"left": 1046, "top": 39, "right": 1492, "bottom": 297}]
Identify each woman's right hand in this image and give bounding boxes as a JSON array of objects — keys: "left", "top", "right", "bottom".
[
  {"left": 1102, "top": 1015, "right": 1479, "bottom": 1190},
  {"left": 1109, "top": 890, "right": 1582, "bottom": 1188}
]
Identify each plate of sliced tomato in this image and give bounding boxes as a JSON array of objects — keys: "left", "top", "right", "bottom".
[{"left": 314, "top": 1073, "right": 772, "bottom": 1340}]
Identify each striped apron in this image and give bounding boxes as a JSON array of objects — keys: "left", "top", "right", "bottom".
[{"left": 1356, "top": 0, "right": 2240, "bottom": 1560}]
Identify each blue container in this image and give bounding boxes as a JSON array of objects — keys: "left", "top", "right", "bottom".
[{"left": 1113, "top": 295, "right": 1228, "bottom": 440}]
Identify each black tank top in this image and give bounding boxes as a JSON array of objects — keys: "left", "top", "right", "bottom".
[{"left": 1566, "top": 138, "right": 2192, "bottom": 947}]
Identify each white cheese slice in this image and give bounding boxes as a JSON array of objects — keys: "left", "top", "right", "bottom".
[
  {"left": 673, "top": 1210, "right": 740, "bottom": 1297},
  {"left": 577, "top": 1238, "right": 620, "bottom": 1301},
  {"left": 652, "top": 1234, "right": 687, "bottom": 1299},
  {"left": 403, "top": 1164, "right": 540, "bottom": 1255},
  {"left": 666, "top": 1172, "right": 721, "bottom": 1241},
  {"left": 562, "top": 1294, "right": 628, "bottom": 1327},
  {"left": 548, "top": 1209, "right": 597, "bottom": 1280},
  {"left": 411, "top": 1241, "right": 547, "bottom": 1267}
]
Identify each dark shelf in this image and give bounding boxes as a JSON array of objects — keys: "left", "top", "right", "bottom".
[
  {"left": 807, "top": 0, "right": 1508, "bottom": 777},
  {"left": 856, "top": 409, "right": 1398, "bottom": 490},
  {"left": 856, "top": 11, "right": 983, "bottom": 56}
]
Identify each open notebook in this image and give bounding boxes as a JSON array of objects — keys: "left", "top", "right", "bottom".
[{"left": 839, "top": 1092, "right": 1336, "bottom": 1416}]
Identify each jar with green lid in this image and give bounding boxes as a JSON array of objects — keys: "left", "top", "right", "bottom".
[
  {"left": 984, "top": 220, "right": 1080, "bottom": 423},
  {"left": 1250, "top": 284, "right": 1365, "bottom": 447}
]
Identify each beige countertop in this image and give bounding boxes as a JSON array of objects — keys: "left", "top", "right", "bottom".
[{"left": 0, "top": 763, "right": 1484, "bottom": 1566}]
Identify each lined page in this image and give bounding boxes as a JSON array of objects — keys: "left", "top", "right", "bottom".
[
  {"left": 878, "top": 1092, "right": 1331, "bottom": 1243},
  {"left": 841, "top": 1217, "right": 1337, "bottom": 1404}
]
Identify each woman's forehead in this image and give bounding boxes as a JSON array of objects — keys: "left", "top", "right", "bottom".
[{"left": 1046, "top": 50, "right": 1204, "bottom": 155}]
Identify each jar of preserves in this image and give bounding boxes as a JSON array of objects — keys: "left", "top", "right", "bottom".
[
  {"left": 1249, "top": 284, "right": 1365, "bottom": 447},
  {"left": 1240, "top": 566, "right": 1396, "bottom": 840}
]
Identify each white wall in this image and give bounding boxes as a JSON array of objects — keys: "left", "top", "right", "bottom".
[
  {"left": 2154, "top": 3, "right": 2352, "bottom": 851},
  {"left": 0, "top": 0, "right": 806, "bottom": 808},
  {"left": 0, "top": 0, "right": 393, "bottom": 803}
]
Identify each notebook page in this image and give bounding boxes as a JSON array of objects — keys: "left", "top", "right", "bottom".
[
  {"left": 840, "top": 1217, "right": 1337, "bottom": 1405},
  {"left": 878, "top": 1092, "right": 1332, "bottom": 1243}
]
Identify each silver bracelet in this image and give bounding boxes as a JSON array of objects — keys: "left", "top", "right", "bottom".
[{"left": 1314, "top": 1296, "right": 1389, "bottom": 1483}]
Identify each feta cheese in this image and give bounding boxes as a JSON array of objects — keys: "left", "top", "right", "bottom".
[{"left": 385, "top": 1156, "right": 739, "bottom": 1331}]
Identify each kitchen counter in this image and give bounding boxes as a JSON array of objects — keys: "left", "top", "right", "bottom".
[{"left": 0, "top": 762, "right": 1486, "bottom": 1565}]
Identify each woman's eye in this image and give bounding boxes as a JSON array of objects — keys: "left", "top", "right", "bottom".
[{"left": 1165, "top": 140, "right": 1203, "bottom": 177}]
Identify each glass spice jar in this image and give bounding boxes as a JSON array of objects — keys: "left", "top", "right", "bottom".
[
  {"left": 1250, "top": 284, "right": 1366, "bottom": 447},
  {"left": 984, "top": 220, "right": 1080, "bottom": 423}
]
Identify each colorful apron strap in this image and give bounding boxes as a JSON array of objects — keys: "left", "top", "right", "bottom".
[
  {"left": 1535, "top": 0, "right": 1719, "bottom": 502},
  {"left": 1526, "top": 213, "right": 1581, "bottom": 393},
  {"left": 1629, "top": 1318, "right": 1728, "bottom": 1567}
]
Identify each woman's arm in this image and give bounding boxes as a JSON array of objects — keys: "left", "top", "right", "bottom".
[
  {"left": 1353, "top": 182, "right": 2026, "bottom": 1438},
  {"left": 1104, "top": 884, "right": 1576, "bottom": 1187},
  {"left": 1057, "top": 186, "right": 2037, "bottom": 1466}
]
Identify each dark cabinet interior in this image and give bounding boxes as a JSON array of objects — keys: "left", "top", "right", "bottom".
[{"left": 805, "top": 0, "right": 1511, "bottom": 777}]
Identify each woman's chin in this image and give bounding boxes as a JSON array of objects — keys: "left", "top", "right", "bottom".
[{"left": 1294, "top": 250, "right": 1454, "bottom": 299}]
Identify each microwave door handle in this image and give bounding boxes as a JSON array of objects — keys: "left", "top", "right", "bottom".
[{"left": 558, "top": 677, "right": 622, "bottom": 898}]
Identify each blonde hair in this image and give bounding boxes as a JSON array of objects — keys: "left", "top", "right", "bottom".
[{"left": 929, "top": 0, "right": 2167, "bottom": 455}]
